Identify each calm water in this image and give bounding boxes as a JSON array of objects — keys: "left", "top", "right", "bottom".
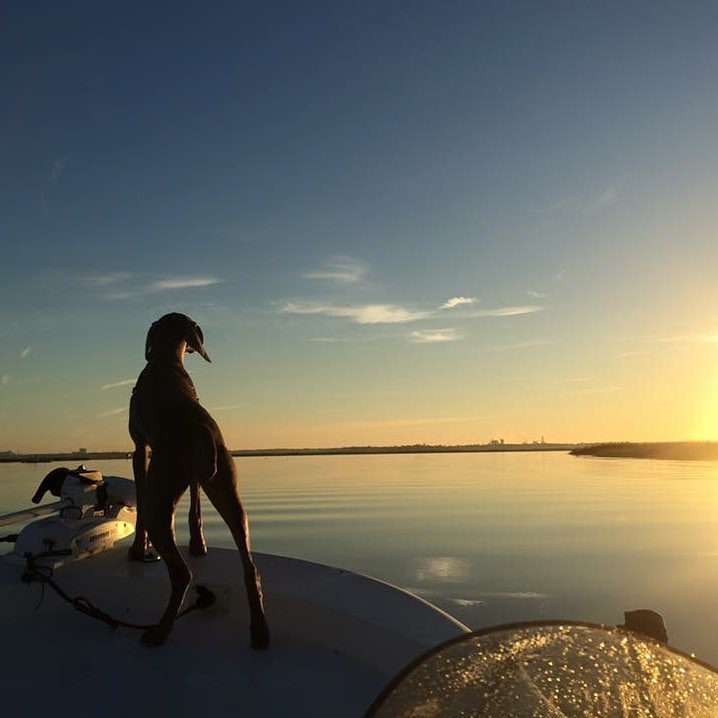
[{"left": 2, "top": 452, "right": 718, "bottom": 663}]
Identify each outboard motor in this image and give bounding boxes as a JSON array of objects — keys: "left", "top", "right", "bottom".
[
  {"left": 32, "top": 465, "right": 104, "bottom": 519},
  {"left": 7, "top": 466, "right": 137, "bottom": 568}
]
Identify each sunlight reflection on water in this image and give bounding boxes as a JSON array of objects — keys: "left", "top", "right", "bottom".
[
  {"left": 414, "top": 556, "right": 472, "bottom": 583},
  {"left": 2, "top": 452, "right": 718, "bottom": 665}
]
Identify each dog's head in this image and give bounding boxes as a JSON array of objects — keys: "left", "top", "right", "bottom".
[{"left": 145, "top": 313, "right": 211, "bottom": 362}]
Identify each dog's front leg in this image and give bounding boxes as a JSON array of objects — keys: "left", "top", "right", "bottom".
[
  {"left": 142, "top": 465, "right": 193, "bottom": 647},
  {"left": 142, "top": 520, "right": 192, "bottom": 647}
]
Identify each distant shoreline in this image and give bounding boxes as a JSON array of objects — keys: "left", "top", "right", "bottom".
[
  {"left": 0, "top": 443, "right": 577, "bottom": 464},
  {"left": 571, "top": 442, "right": 718, "bottom": 460},
  {"left": 6, "top": 441, "right": 715, "bottom": 464}
]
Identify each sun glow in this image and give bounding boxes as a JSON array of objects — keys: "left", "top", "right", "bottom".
[{"left": 693, "top": 370, "right": 718, "bottom": 441}]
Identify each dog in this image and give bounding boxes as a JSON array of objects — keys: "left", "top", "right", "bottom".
[{"left": 128, "top": 312, "right": 269, "bottom": 648}]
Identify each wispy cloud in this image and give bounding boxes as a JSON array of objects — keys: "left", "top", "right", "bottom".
[
  {"left": 568, "top": 385, "right": 623, "bottom": 396},
  {"left": 588, "top": 178, "right": 625, "bottom": 210},
  {"left": 480, "top": 340, "right": 549, "bottom": 352},
  {"left": 101, "top": 378, "right": 135, "bottom": 391},
  {"left": 281, "top": 302, "right": 431, "bottom": 324},
  {"left": 309, "top": 336, "right": 353, "bottom": 343},
  {"left": 303, "top": 256, "right": 368, "bottom": 284},
  {"left": 149, "top": 277, "right": 223, "bottom": 291},
  {"left": 409, "top": 328, "right": 463, "bottom": 344},
  {"left": 76, "top": 272, "right": 132, "bottom": 286},
  {"left": 466, "top": 305, "right": 544, "bottom": 318},
  {"left": 206, "top": 403, "right": 250, "bottom": 412},
  {"left": 20, "top": 346, "right": 31, "bottom": 359},
  {"left": 527, "top": 290, "right": 546, "bottom": 299},
  {"left": 99, "top": 407, "right": 127, "bottom": 418},
  {"left": 104, "top": 275, "right": 223, "bottom": 300},
  {"left": 440, "top": 297, "right": 476, "bottom": 309},
  {"left": 1, "top": 374, "right": 10, "bottom": 386},
  {"left": 282, "top": 300, "right": 542, "bottom": 325},
  {"left": 535, "top": 177, "right": 625, "bottom": 215},
  {"left": 650, "top": 333, "right": 718, "bottom": 344},
  {"left": 533, "top": 195, "right": 577, "bottom": 215},
  {"left": 309, "top": 336, "right": 380, "bottom": 343}
]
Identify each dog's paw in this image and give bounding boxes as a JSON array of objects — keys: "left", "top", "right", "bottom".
[
  {"left": 250, "top": 619, "right": 270, "bottom": 650},
  {"left": 127, "top": 544, "right": 146, "bottom": 562},
  {"left": 188, "top": 536, "right": 208, "bottom": 556},
  {"left": 141, "top": 625, "right": 171, "bottom": 647},
  {"left": 128, "top": 545, "right": 161, "bottom": 563}
]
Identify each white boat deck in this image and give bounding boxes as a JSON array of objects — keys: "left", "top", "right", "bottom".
[{"left": 1, "top": 546, "right": 468, "bottom": 717}]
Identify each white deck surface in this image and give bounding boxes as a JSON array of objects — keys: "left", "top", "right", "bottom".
[{"left": 1, "top": 546, "right": 468, "bottom": 717}]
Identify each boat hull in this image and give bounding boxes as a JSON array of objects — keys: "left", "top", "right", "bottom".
[{"left": 1, "top": 546, "right": 468, "bottom": 716}]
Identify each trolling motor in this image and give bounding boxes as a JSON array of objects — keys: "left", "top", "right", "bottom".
[{"left": 2, "top": 466, "right": 137, "bottom": 568}]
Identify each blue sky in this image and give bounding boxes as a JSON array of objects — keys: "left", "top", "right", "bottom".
[{"left": 2, "top": 2, "right": 718, "bottom": 451}]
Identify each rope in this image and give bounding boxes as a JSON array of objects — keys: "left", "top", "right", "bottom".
[{"left": 21, "top": 552, "right": 216, "bottom": 631}]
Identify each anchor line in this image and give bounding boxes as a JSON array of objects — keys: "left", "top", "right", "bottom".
[{"left": 21, "top": 552, "right": 216, "bottom": 631}]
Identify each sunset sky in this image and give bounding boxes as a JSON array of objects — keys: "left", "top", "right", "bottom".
[{"left": 2, "top": 2, "right": 718, "bottom": 452}]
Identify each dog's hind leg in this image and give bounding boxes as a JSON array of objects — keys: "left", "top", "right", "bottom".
[
  {"left": 188, "top": 481, "right": 208, "bottom": 556},
  {"left": 188, "top": 424, "right": 214, "bottom": 556},
  {"left": 201, "top": 449, "right": 270, "bottom": 650},
  {"left": 141, "top": 457, "right": 193, "bottom": 647}
]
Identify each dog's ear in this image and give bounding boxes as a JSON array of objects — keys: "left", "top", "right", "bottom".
[
  {"left": 186, "top": 322, "right": 211, "bottom": 362},
  {"left": 145, "top": 321, "right": 159, "bottom": 361}
]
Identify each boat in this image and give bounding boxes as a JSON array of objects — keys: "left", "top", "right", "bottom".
[
  {"left": 4, "top": 467, "right": 718, "bottom": 717},
  {"left": 0, "top": 466, "right": 468, "bottom": 717}
]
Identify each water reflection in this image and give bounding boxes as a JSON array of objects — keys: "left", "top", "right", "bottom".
[
  {"left": 480, "top": 591, "right": 552, "bottom": 599},
  {"left": 2, "top": 452, "right": 718, "bottom": 664},
  {"left": 414, "top": 556, "right": 472, "bottom": 583}
]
